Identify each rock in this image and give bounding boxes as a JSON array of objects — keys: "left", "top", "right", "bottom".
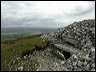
[
  {"left": 67, "top": 59, "right": 71, "bottom": 64},
  {"left": 52, "top": 49, "right": 66, "bottom": 60},
  {"left": 61, "top": 61, "right": 65, "bottom": 65},
  {"left": 24, "top": 56, "right": 27, "bottom": 59},
  {"left": 84, "top": 54, "right": 91, "bottom": 61},
  {"left": 90, "top": 69, "right": 95, "bottom": 71},
  {"left": 83, "top": 61, "right": 88, "bottom": 66},
  {"left": 43, "top": 39, "right": 45, "bottom": 41},
  {"left": 12, "top": 60, "right": 15, "bottom": 64},
  {"left": 85, "top": 40, "right": 92, "bottom": 48},
  {"left": 36, "top": 68, "right": 39, "bottom": 71},
  {"left": 84, "top": 64, "right": 90, "bottom": 71},
  {"left": 77, "top": 61, "right": 83, "bottom": 68},
  {"left": 72, "top": 61, "right": 77, "bottom": 66},
  {"left": 91, "top": 63, "right": 95, "bottom": 68},
  {"left": 63, "top": 37, "right": 80, "bottom": 45},
  {"left": 64, "top": 67, "right": 69, "bottom": 71},
  {"left": 72, "top": 54, "right": 78, "bottom": 59},
  {"left": 28, "top": 69, "right": 29, "bottom": 71},
  {"left": 54, "top": 44, "right": 81, "bottom": 54},
  {"left": 40, "top": 19, "right": 95, "bottom": 71},
  {"left": 91, "top": 56, "right": 95, "bottom": 60},
  {"left": 18, "top": 66, "right": 23, "bottom": 71},
  {"left": 13, "top": 49, "right": 15, "bottom": 51},
  {"left": 16, "top": 57, "right": 21, "bottom": 60},
  {"left": 90, "top": 47, "right": 95, "bottom": 56}
]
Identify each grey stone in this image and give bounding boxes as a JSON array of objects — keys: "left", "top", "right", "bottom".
[
  {"left": 72, "top": 54, "right": 78, "bottom": 59},
  {"left": 52, "top": 49, "right": 66, "bottom": 60},
  {"left": 64, "top": 67, "right": 69, "bottom": 71},
  {"left": 40, "top": 19, "right": 95, "bottom": 71},
  {"left": 77, "top": 61, "right": 83, "bottom": 68},
  {"left": 91, "top": 63, "right": 95, "bottom": 68},
  {"left": 18, "top": 66, "right": 23, "bottom": 71},
  {"left": 72, "top": 61, "right": 77, "bottom": 66},
  {"left": 83, "top": 61, "right": 88, "bottom": 66},
  {"left": 84, "top": 54, "right": 91, "bottom": 61},
  {"left": 63, "top": 37, "right": 80, "bottom": 45},
  {"left": 85, "top": 66, "right": 90, "bottom": 71},
  {"left": 24, "top": 56, "right": 27, "bottom": 59},
  {"left": 54, "top": 44, "right": 81, "bottom": 54},
  {"left": 90, "top": 69, "right": 95, "bottom": 71},
  {"left": 61, "top": 61, "right": 65, "bottom": 65},
  {"left": 67, "top": 59, "right": 71, "bottom": 64},
  {"left": 91, "top": 56, "right": 95, "bottom": 60},
  {"left": 90, "top": 47, "right": 95, "bottom": 56}
]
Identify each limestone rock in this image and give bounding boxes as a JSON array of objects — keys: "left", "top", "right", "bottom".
[{"left": 40, "top": 19, "right": 95, "bottom": 71}]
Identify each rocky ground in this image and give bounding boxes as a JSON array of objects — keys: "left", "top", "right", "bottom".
[
  {"left": 28, "top": 46, "right": 71, "bottom": 71},
  {"left": 24, "top": 19, "right": 95, "bottom": 71},
  {"left": 29, "top": 47, "right": 61, "bottom": 71},
  {"left": 40, "top": 19, "right": 95, "bottom": 71}
]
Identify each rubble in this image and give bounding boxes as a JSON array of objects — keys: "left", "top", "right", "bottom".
[{"left": 41, "top": 19, "right": 95, "bottom": 71}]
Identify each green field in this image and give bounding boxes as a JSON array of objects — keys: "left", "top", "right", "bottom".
[
  {"left": 1, "top": 33, "right": 32, "bottom": 42},
  {"left": 1, "top": 34, "right": 51, "bottom": 71},
  {"left": 1, "top": 27, "right": 56, "bottom": 42}
]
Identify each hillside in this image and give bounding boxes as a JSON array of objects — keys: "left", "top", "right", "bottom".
[
  {"left": 1, "top": 34, "right": 51, "bottom": 71},
  {"left": 41, "top": 19, "right": 95, "bottom": 71},
  {"left": 1, "top": 19, "right": 95, "bottom": 71}
]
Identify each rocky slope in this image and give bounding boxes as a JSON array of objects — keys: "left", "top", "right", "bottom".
[
  {"left": 29, "top": 47, "right": 66, "bottom": 71},
  {"left": 40, "top": 19, "right": 95, "bottom": 71}
]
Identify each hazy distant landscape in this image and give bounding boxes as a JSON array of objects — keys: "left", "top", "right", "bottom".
[{"left": 1, "top": 27, "right": 56, "bottom": 42}]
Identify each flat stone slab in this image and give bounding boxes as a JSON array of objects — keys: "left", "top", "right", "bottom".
[
  {"left": 53, "top": 44, "right": 81, "bottom": 54},
  {"left": 63, "top": 36, "right": 80, "bottom": 45}
]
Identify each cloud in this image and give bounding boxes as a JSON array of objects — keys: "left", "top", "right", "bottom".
[
  {"left": 1, "top": 1, "right": 95, "bottom": 28},
  {"left": 70, "top": 1, "right": 95, "bottom": 16}
]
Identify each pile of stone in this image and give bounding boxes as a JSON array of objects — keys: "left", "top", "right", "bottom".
[
  {"left": 40, "top": 19, "right": 95, "bottom": 71},
  {"left": 41, "top": 19, "right": 95, "bottom": 48},
  {"left": 64, "top": 48, "right": 95, "bottom": 71}
]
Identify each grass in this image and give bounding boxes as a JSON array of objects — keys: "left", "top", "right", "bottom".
[{"left": 1, "top": 34, "right": 51, "bottom": 71}]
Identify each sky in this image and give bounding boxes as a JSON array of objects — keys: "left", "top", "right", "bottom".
[{"left": 1, "top": 1, "right": 95, "bottom": 28}]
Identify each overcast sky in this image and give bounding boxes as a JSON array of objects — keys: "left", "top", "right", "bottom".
[{"left": 1, "top": 1, "right": 95, "bottom": 28}]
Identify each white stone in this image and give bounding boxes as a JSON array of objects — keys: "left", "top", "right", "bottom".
[
  {"left": 73, "top": 61, "right": 77, "bottom": 66},
  {"left": 55, "top": 63, "right": 59, "bottom": 67},
  {"left": 16, "top": 57, "right": 20, "bottom": 60},
  {"left": 83, "top": 61, "right": 87, "bottom": 66},
  {"left": 91, "top": 63, "right": 95, "bottom": 68},
  {"left": 13, "top": 60, "right": 15, "bottom": 63},
  {"left": 85, "top": 54, "right": 91, "bottom": 61},
  {"left": 4, "top": 61, "right": 6, "bottom": 63},
  {"left": 73, "top": 54, "right": 77, "bottom": 59},
  {"left": 43, "top": 39, "right": 45, "bottom": 41},
  {"left": 36, "top": 69, "right": 39, "bottom": 71},
  {"left": 61, "top": 61, "right": 65, "bottom": 65},
  {"left": 24, "top": 56, "right": 27, "bottom": 59},
  {"left": 15, "top": 68, "right": 17, "bottom": 70},
  {"left": 90, "top": 48, "right": 95, "bottom": 55},
  {"left": 90, "top": 69, "right": 95, "bottom": 71},
  {"left": 18, "top": 66, "right": 23, "bottom": 71},
  {"left": 13, "top": 49, "right": 15, "bottom": 51},
  {"left": 28, "top": 69, "right": 29, "bottom": 71},
  {"left": 64, "top": 67, "right": 69, "bottom": 71},
  {"left": 77, "top": 61, "right": 83, "bottom": 68}
]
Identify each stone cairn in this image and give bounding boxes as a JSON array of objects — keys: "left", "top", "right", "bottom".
[{"left": 41, "top": 19, "right": 95, "bottom": 71}]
